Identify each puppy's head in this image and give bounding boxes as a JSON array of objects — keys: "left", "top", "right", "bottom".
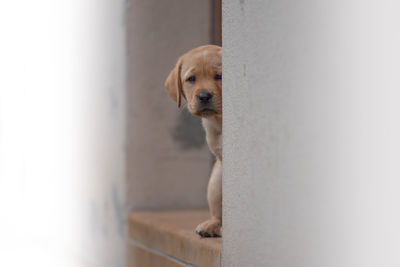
[{"left": 165, "top": 45, "right": 222, "bottom": 117}]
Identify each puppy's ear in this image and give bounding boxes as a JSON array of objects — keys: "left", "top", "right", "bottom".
[{"left": 165, "top": 57, "right": 184, "bottom": 108}]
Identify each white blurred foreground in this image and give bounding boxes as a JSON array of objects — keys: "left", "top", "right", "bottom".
[{"left": 0, "top": 1, "right": 126, "bottom": 266}]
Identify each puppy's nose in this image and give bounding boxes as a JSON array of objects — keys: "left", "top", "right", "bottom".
[{"left": 198, "top": 92, "right": 212, "bottom": 103}]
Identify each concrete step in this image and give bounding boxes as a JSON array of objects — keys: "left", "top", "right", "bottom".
[{"left": 128, "top": 210, "right": 221, "bottom": 267}]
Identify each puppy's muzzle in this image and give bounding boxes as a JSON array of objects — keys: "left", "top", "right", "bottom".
[{"left": 198, "top": 92, "right": 213, "bottom": 104}]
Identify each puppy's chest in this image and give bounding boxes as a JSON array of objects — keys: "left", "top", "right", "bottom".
[{"left": 202, "top": 118, "right": 222, "bottom": 161}]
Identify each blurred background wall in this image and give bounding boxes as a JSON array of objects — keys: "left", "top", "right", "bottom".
[
  {"left": 126, "top": 0, "right": 221, "bottom": 210},
  {"left": 0, "top": 1, "right": 127, "bottom": 266}
]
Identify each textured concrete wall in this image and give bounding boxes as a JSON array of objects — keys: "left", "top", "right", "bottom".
[
  {"left": 223, "top": 1, "right": 400, "bottom": 266},
  {"left": 126, "top": 0, "right": 214, "bottom": 210}
]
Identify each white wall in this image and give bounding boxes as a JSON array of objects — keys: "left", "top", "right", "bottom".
[
  {"left": 223, "top": 1, "right": 400, "bottom": 266},
  {"left": 0, "top": 1, "right": 126, "bottom": 266}
]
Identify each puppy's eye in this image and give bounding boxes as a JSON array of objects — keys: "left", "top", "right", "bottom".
[
  {"left": 187, "top": 75, "right": 196, "bottom": 83},
  {"left": 215, "top": 74, "right": 222, "bottom": 80}
]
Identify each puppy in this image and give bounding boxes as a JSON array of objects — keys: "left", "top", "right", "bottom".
[{"left": 165, "top": 45, "right": 222, "bottom": 237}]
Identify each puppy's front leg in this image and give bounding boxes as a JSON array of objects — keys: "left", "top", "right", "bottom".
[{"left": 196, "top": 159, "right": 222, "bottom": 237}]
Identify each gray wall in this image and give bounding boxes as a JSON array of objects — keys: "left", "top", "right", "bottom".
[
  {"left": 223, "top": 1, "right": 400, "bottom": 266},
  {"left": 126, "top": 0, "right": 215, "bottom": 210}
]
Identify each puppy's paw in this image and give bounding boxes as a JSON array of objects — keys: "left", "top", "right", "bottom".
[{"left": 195, "top": 218, "right": 222, "bottom": 237}]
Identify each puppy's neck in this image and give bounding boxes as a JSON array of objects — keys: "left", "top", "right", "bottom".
[
  {"left": 202, "top": 115, "right": 222, "bottom": 161},
  {"left": 202, "top": 115, "right": 221, "bottom": 131}
]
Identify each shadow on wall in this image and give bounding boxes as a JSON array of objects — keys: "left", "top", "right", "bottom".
[{"left": 172, "top": 108, "right": 206, "bottom": 150}]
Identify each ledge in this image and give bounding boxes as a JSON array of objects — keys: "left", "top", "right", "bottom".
[{"left": 128, "top": 210, "right": 221, "bottom": 267}]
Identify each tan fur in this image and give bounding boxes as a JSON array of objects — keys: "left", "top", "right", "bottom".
[
  {"left": 165, "top": 57, "right": 184, "bottom": 107},
  {"left": 165, "top": 45, "right": 222, "bottom": 237}
]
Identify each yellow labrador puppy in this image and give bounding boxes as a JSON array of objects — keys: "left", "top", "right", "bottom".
[{"left": 165, "top": 45, "right": 222, "bottom": 237}]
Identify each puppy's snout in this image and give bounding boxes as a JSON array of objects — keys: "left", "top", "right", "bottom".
[{"left": 198, "top": 92, "right": 213, "bottom": 104}]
